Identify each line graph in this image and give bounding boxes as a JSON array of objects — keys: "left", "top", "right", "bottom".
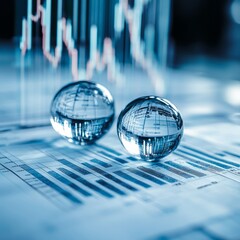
[{"left": 20, "top": 0, "right": 170, "bottom": 92}]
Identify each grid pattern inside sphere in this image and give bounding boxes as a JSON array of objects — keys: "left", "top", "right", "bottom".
[
  {"left": 121, "top": 97, "right": 182, "bottom": 137},
  {"left": 53, "top": 82, "right": 113, "bottom": 120}
]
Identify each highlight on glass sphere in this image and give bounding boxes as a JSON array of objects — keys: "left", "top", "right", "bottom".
[
  {"left": 117, "top": 96, "right": 183, "bottom": 161},
  {"left": 50, "top": 81, "right": 115, "bottom": 145}
]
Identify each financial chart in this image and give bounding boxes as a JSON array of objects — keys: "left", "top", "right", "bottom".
[
  {"left": 0, "top": 0, "right": 170, "bottom": 129},
  {"left": 0, "top": 0, "right": 240, "bottom": 240},
  {"left": 0, "top": 121, "right": 240, "bottom": 239}
]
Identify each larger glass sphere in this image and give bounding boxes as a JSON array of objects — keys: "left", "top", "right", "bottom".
[
  {"left": 117, "top": 96, "right": 183, "bottom": 161},
  {"left": 50, "top": 81, "right": 115, "bottom": 145}
]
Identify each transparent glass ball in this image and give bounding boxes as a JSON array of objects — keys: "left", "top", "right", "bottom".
[
  {"left": 117, "top": 96, "right": 183, "bottom": 161},
  {"left": 50, "top": 81, "right": 115, "bottom": 145}
]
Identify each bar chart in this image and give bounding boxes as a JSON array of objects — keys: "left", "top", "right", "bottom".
[{"left": 0, "top": 127, "right": 240, "bottom": 210}]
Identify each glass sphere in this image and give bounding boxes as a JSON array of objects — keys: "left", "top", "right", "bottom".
[
  {"left": 50, "top": 81, "right": 115, "bottom": 145},
  {"left": 117, "top": 96, "right": 183, "bottom": 161}
]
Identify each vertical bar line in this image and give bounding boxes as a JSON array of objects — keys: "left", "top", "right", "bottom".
[
  {"left": 73, "top": 0, "right": 78, "bottom": 40},
  {"left": 27, "top": 0, "right": 32, "bottom": 49},
  {"left": 45, "top": 0, "right": 52, "bottom": 52}
]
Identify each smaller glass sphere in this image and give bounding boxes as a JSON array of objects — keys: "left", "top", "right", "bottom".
[
  {"left": 50, "top": 81, "right": 115, "bottom": 145},
  {"left": 117, "top": 96, "right": 183, "bottom": 161}
]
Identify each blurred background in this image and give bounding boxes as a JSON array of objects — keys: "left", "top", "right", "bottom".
[{"left": 0, "top": 0, "right": 239, "bottom": 129}]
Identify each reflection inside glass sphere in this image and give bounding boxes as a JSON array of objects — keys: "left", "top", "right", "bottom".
[
  {"left": 50, "top": 81, "right": 115, "bottom": 145},
  {"left": 117, "top": 96, "right": 183, "bottom": 161}
]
